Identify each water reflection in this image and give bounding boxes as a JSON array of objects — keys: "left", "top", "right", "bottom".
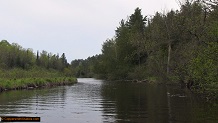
[
  {"left": 100, "top": 80, "right": 218, "bottom": 123},
  {"left": 0, "top": 78, "right": 217, "bottom": 123},
  {"left": 100, "top": 81, "right": 169, "bottom": 123}
]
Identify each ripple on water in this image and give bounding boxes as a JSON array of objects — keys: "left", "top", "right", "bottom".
[{"left": 0, "top": 78, "right": 217, "bottom": 123}]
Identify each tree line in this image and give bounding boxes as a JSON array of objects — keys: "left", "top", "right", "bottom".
[
  {"left": 71, "top": 0, "right": 218, "bottom": 93},
  {"left": 0, "top": 40, "right": 73, "bottom": 77}
]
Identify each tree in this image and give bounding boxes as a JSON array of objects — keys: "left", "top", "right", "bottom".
[
  {"left": 61, "top": 53, "right": 68, "bottom": 68},
  {"left": 101, "top": 39, "right": 119, "bottom": 79},
  {"left": 127, "top": 7, "right": 147, "bottom": 67}
]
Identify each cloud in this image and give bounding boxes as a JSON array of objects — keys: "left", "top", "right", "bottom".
[{"left": 0, "top": 0, "right": 179, "bottom": 61}]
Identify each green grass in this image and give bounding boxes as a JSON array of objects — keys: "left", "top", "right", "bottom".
[
  {"left": 0, "top": 67, "right": 66, "bottom": 79},
  {"left": 0, "top": 77, "right": 77, "bottom": 91},
  {"left": 0, "top": 68, "right": 77, "bottom": 91}
]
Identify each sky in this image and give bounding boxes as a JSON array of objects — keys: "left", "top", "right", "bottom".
[{"left": 0, "top": 0, "right": 180, "bottom": 62}]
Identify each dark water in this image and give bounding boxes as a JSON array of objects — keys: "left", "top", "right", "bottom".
[{"left": 0, "top": 78, "right": 217, "bottom": 123}]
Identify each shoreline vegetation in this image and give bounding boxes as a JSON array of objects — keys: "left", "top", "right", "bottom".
[
  {"left": 0, "top": 77, "right": 77, "bottom": 92},
  {"left": 71, "top": 1, "right": 218, "bottom": 101},
  {"left": 0, "top": 67, "right": 77, "bottom": 93},
  {"left": 0, "top": 1, "right": 217, "bottom": 101},
  {"left": 0, "top": 40, "right": 77, "bottom": 93}
]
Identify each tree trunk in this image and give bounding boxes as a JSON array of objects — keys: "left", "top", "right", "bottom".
[{"left": 167, "top": 42, "right": 171, "bottom": 75}]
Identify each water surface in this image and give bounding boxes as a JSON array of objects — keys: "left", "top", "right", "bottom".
[{"left": 0, "top": 78, "right": 217, "bottom": 123}]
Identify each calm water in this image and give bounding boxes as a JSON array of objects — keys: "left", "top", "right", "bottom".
[{"left": 0, "top": 78, "right": 217, "bottom": 123}]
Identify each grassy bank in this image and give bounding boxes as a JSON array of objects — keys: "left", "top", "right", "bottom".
[
  {"left": 0, "top": 77, "right": 77, "bottom": 92},
  {"left": 0, "top": 67, "right": 69, "bottom": 79},
  {"left": 0, "top": 67, "right": 77, "bottom": 92},
  {"left": 0, "top": 40, "right": 78, "bottom": 92}
]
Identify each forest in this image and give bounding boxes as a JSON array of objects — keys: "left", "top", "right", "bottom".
[
  {"left": 71, "top": 0, "right": 218, "bottom": 99},
  {"left": 0, "top": 40, "right": 76, "bottom": 91},
  {"left": 0, "top": 40, "right": 74, "bottom": 77}
]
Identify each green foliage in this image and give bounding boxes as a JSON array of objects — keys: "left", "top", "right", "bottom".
[
  {"left": 0, "top": 40, "right": 70, "bottom": 72},
  {"left": 0, "top": 67, "right": 65, "bottom": 79},
  {"left": 74, "top": 1, "right": 218, "bottom": 100},
  {"left": 0, "top": 40, "right": 76, "bottom": 91},
  {"left": 71, "top": 56, "right": 100, "bottom": 78},
  {"left": 128, "top": 66, "right": 147, "bottom": 80},
  {"left": 0, "top": 77, "right": 77, "bottom": 90},
  {"left": 188, "top": 43, "right": 218, "bottom": 88}
]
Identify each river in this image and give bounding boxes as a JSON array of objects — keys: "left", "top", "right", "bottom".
[{"left": 0, "top": 78, "right": 217, "bottom": 123}]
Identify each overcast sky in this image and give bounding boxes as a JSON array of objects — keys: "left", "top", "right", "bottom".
[{"left": 0, "top": 0, "right": 179, "bottom": 62}]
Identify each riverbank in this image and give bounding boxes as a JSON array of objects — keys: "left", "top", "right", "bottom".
[
  {"left": 0, "top": 77, "right": 77, "bottom": 92},
  {"left": 190, "top": 86, "right": 218, "bottom": 102},
  {"left": 112, "top": 77, "right": 218, "bottom": 101}
]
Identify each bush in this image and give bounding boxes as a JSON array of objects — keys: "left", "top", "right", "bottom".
[{"left": 188, "top": 43, "right": 218, "bottom": 90}]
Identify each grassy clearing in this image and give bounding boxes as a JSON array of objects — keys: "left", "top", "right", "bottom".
[
  {"left": 0, "top": 67, "right": 67, "bottom": 79},
  {"left": 0, "top": 68, "right": 77, "bottom": 92},
  {"left": 0, "top": 77, "right": 77, "bottom": 91},
  {"left": 0, "top": 67, "right": 77, "bottom": 92}
]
